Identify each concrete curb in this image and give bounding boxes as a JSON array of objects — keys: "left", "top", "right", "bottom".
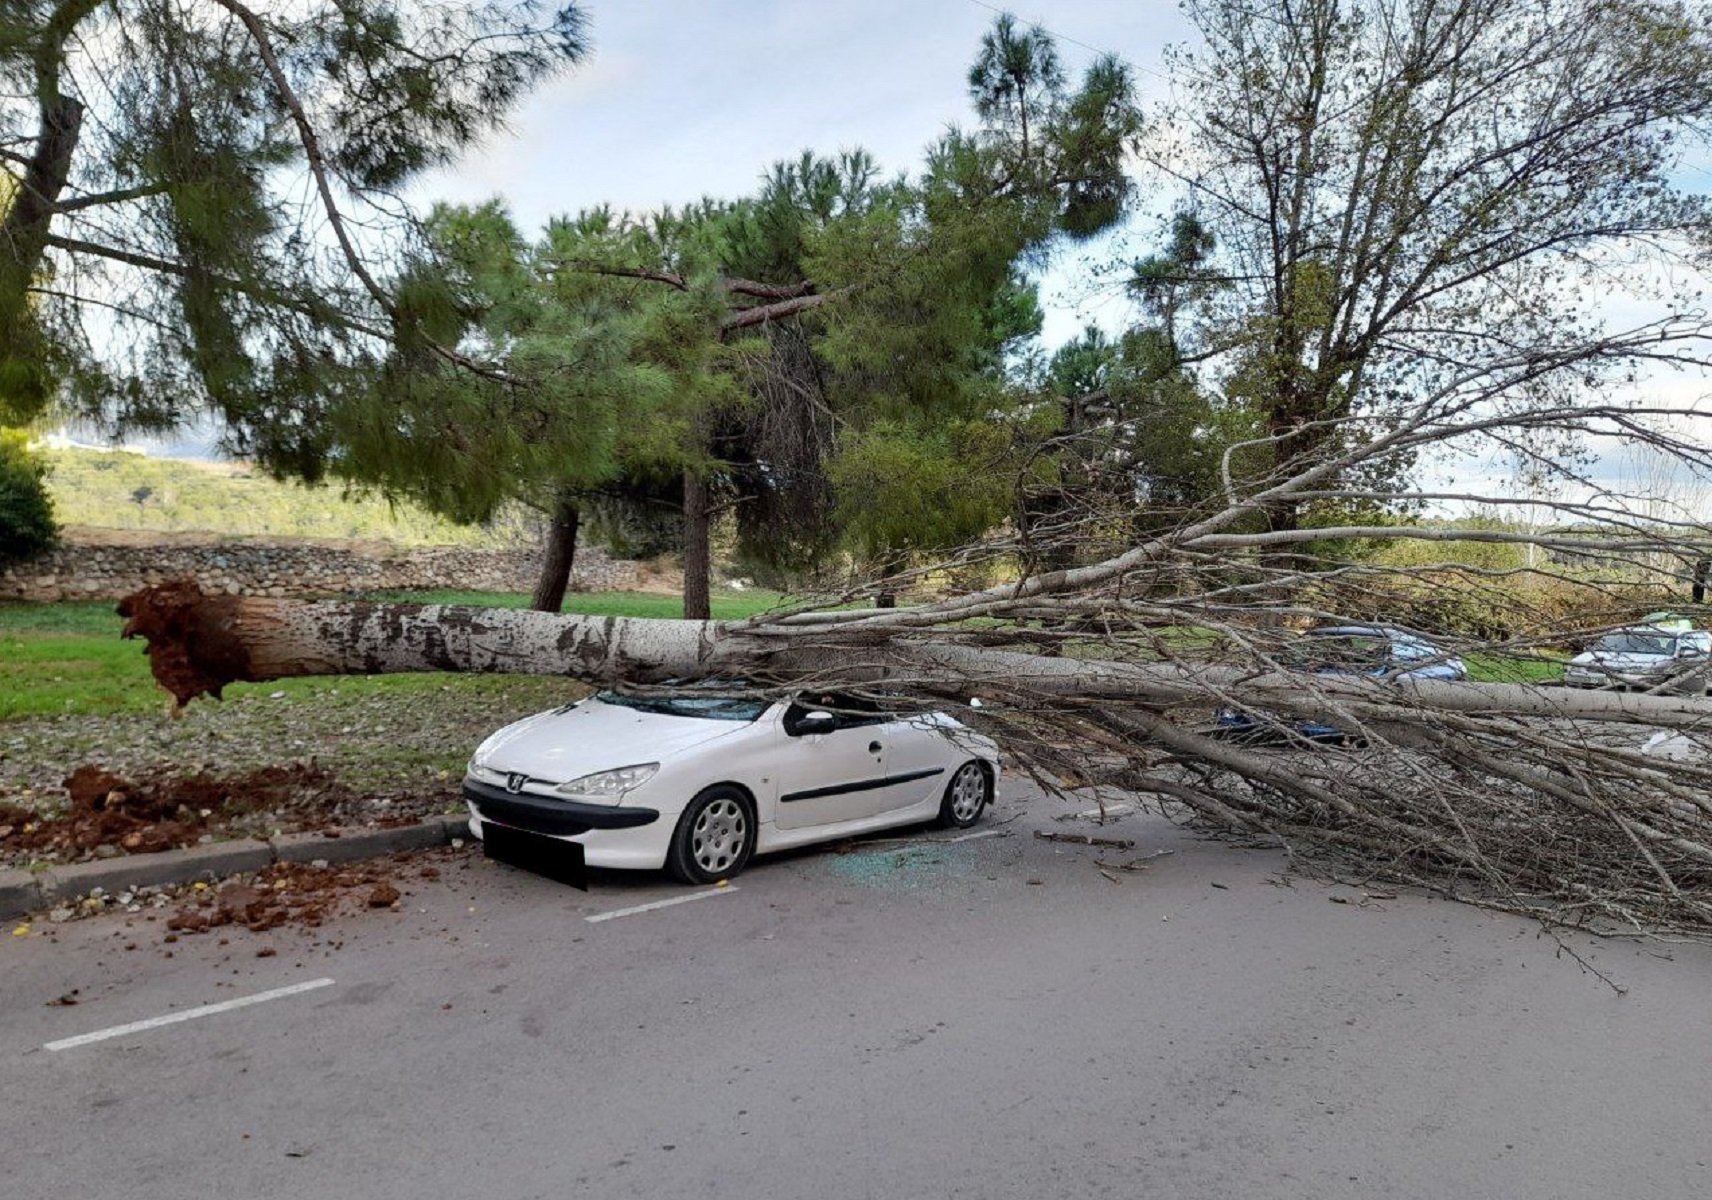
[{"left": 2, "top": 814, "right": 471, "bottom": 923}]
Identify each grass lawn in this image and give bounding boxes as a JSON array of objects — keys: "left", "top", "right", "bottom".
[
  {"left": 0, "top": 588, "right": 787, "bottom": 721},
  {"left": 1463, "top": 650, "right": 1567, "bottom": 684}
]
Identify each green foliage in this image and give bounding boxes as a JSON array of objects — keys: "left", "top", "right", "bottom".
[
  {"left": 358, "top": 16, "right": 1146, "bottom": 587},
  {"left": 0, "top": 431, "right": 57, "bottom": 565},
  {"left": 1, "top": 0, "right": 588, "bottom": 448},
  {"left": 830, "top": 420, "right": 1024, "bottom": 560},
  {"left": 328, "top": 199, "right": 713, "bottom": 532}
]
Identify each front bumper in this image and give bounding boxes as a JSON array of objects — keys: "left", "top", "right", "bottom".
[
  {"left": 462, "top": 778, "right": 670, "bottom": 870},
  {"left": 461, "top": 778, "right": 660, "bottom": 836}
]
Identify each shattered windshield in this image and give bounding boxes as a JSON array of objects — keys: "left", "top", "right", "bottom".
[{"left": 594, "top": 690, "right": 769, "bottom": 722}]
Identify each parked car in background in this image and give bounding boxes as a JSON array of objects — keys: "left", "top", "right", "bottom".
[
  {"left": 1563, "top": 625, "right": 1712, "bottom": 692},
  {"left": 463, "top": 686, "right": 999, "bottom": 884},
  {"left": 1216, "top": 624, "right": 1468, "bottom": 741}
]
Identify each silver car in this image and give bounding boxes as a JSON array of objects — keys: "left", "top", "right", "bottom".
[{"left": 1563, "top": 626, "right": 1712, "bottom": 692}]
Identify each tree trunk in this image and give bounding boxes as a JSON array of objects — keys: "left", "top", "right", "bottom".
[
  {"left": 530, "top": 495, "right": 581, "bottom": 613},
  {"left": 0, "top": 92, "right": 83, "bottom": 408},
  {"left": 118, "top": 580, "right": 1712, "bottom": 734},
  {"left": 682, "top": 468, "right": 711, "bottom": 621},
  {"left": 875, "top": 591, "right": 897, "bottom": 608}
]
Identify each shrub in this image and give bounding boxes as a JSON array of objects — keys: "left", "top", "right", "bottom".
[{"left": 0, "top": 432, "right": 58, "bottom": 566}]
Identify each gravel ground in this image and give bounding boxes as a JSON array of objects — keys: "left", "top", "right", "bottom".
[{"left": 0, "top": 676, "right": 589, "bottom": 867}]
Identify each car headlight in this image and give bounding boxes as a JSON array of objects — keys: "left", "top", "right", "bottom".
[
  {"left": 555, "top": 763, "right": 659, "bottom": 800},
  {"left": 466, "top": 759, "right": 505, "bottom": 786}
]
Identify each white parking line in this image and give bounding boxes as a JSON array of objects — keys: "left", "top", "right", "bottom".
[
  {"left": 44, "top": 978, "right": 335, "bottom": 1052},
  {"left": 585, "top": 886, "right": 737, "bottom": 924},
  {"left": 936, "top": 829, "right": 1008, "bottom": 844}
]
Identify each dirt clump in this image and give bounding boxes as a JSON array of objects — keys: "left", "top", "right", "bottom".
[
  {"left": 161, "top": 854, "right": 423, "bottom": 938},
  {"left": 1, "top": 763, "right": 352, "bottom": 860}
]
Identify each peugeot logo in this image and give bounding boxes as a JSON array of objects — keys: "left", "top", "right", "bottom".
[{"left": 505, "top": 772, "right": 528, "bottom": 794}]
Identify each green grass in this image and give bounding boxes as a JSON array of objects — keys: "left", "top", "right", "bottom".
[
  {"left": 1464, "top": 651, "right": 1567, "bottom": 684},
  {"left": 0, "top": 589, "right": 788, "bottom": 721}
]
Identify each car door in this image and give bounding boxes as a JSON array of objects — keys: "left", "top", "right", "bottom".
[
  {"left": 772, "top": 692, "right": 892, "bottom": 831},
  {"left": 871, "top": 712, "right": 957, "bottom": 814}
]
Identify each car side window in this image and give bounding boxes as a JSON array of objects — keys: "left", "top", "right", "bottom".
[{"left": 783, "top": 692, "right": 887, "bottom": 735}]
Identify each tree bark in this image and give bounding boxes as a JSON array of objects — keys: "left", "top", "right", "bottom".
[
  {"left": 682, "top": 468, "right": 711, "bottom": 621},
  {"left": 530, "top": 494, "right": 581, "bottom": 613}
]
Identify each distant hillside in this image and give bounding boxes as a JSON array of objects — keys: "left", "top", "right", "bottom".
[{"left": 40, "top": 447, "right": 498, "bottom": 547}]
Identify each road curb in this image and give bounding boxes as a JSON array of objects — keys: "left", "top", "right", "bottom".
[{"left": 2, "top": 813, "right": 471, "bottom": 922}]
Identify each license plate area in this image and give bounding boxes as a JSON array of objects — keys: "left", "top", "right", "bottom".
[{"left": 482, "top": 821, "right": 588, "bottom": 891}]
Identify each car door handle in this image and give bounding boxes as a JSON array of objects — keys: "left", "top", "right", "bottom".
[{"left": 868, "top": 741, "right": 882, "bottom": 754}]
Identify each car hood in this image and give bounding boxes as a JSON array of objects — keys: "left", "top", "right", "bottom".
[
  {"left": 1568, "top": 652, "right": 1671, "bottom": 672},
  {"left": 474, "top": 699, "right": 752, "bottom": 784}
]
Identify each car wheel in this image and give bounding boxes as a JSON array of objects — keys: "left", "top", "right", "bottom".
[
  {"left": 666, "top": 786, "right": 756, "bottom": 885},
  {"left": 936, "top": 761, "right": 990, "bottom": 829}
]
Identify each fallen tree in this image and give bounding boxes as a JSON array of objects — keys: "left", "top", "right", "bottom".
[{"left": 123, "top": 572, "right": 1712, "bottom": 942}]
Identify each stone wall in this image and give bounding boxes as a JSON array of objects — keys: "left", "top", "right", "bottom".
[{"left": 0, "top": 535, "right": 638, "bottom": 601}]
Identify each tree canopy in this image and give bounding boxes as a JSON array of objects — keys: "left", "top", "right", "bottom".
[
  {"left": 0, "top": 0, "right": 588, "bottom": 467},
  {"left": 321, "top": 16, "right": 1144, "bottom": 610}
]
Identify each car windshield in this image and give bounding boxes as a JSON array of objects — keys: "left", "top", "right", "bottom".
[
  {"left": 594, "top": 690, "right": 770, "bottom": 722},
  {"left": 1591, "top": 631, "right": 1674, "bottom": 656}
]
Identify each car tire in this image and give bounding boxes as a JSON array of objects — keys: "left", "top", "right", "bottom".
[
  {"left": 666, "top": 785, "right": 757, "bottom": 885},
  {"left": 936, "top": 760, "right": 991, "bottom": 829}
]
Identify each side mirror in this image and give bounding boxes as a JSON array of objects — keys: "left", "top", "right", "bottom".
[
  {"left": 1681, "top": 646, "right": 1706, "bottom": 659},
  {"left": 794, "top": 711, "right": 837, "bottom": 737}
]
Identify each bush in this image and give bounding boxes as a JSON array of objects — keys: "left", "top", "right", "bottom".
[{"left": 0, "top": 432, "right": 58, "bottom": 566}]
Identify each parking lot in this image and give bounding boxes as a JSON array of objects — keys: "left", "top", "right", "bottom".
[{"left": 5, "top": 780, "right": 1711, "bottom": 1200}]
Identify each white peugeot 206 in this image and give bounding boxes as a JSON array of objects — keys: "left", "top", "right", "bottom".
[{"left": 463, "top": 687, "right": 1000, "bottom": 884}]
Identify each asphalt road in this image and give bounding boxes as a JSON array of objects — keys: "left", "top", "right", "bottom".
[{"left": 4, "top": 782, "right": 1710, "bottom": 1199}]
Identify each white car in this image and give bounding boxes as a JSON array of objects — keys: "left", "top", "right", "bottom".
[
  {"left": 1563, "top": 626, "right": 1712, "bottom": 692},
  {"left": 462, "top": 687, "right": 1000, "bottom": 884}
]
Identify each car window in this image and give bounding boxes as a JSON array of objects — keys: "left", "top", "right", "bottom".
[{"left": 783, "top": 691, "right": 888, "bottom": 734}]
